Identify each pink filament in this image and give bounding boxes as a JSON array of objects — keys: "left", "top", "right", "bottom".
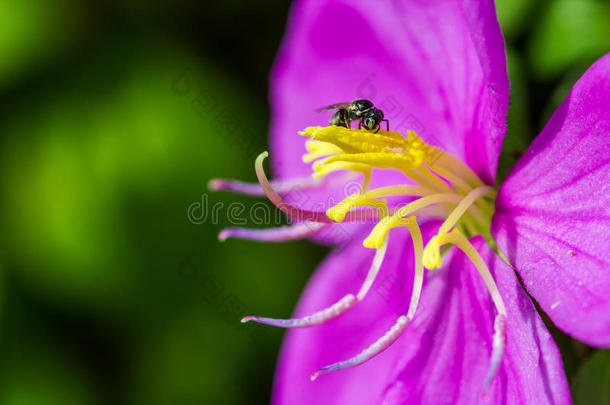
[
  {"left": 241, "top": 294, "right": 358, "bottom": 327},
  {"left": 311, "top": 315, "right": 411, "bottom": 380},
  {"left": 255, "top": 152, "right": 379, "bottom": 223},
  {"left": 219, "top": 222, "right": 326, "bottom": 242},
  {"left": 482, "top": 313, "right": 507, "bottom": 391},
  {"left": 209, "top": 176, "right": 323, "bottom": 196},
  {"left": 241, "top": 240, "right": 388, "bottom": 328}
]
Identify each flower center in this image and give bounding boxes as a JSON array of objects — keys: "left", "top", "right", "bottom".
[{"left": 300, "top": 125, "right": 497, "bottom": 273}]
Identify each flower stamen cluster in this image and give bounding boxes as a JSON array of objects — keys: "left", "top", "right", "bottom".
[{"left": 218, "top": 125, "right": 507, "bottom": 390}]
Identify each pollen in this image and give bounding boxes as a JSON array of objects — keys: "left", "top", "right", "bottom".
[
  {"left": 299, "top": 126, "right": 496, "bottom": 257},
  {"left": 300, "top": 126, "right": 426, "bottom": 169}
]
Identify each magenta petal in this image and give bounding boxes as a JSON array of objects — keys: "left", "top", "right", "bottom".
[
  {"left": 273, "top": 231, "right": 570, "bottom": 404},
  {"left": 493, "top": 54, "right": 610, "bottom": 347},
  {"left": 270, "top": 0, "right": 509, "bottom": 186},
  {"left": 382, "top": 237, "right": 569, "bottom": 404}
]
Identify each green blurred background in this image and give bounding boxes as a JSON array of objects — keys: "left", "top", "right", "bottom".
[{"left": 0, "top": 0, "right": 608, "bottom": 404}]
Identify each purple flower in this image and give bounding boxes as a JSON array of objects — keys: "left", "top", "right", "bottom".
[{"left": 211, "top": 0, "right": 610, "bottom": 403}]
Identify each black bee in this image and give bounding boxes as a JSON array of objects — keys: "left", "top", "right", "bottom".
[{"left": 316, "top": 99, "right": 389, "bottom": 133}]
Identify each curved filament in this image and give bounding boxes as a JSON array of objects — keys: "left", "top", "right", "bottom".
[
  {"left": 311, "top": 219, "right": 424, "bottom": 379},
  {"left": 242, "top": 236, "right": 389, "bottom": 328},
  {"left": 255, "top": 152, "right": 380, "bottom": 223},
  {"left": 219, "top": 222, "right": 326, "bottom": 242}
]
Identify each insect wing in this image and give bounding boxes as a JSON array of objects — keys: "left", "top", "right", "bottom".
[{"left": 315, "top": 102, "right": 351, "bottom": 113}]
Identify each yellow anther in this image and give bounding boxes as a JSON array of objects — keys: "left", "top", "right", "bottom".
[
  {"left": 363, "top": 216, "right": 415, "bottom": 249},
  {"left": 302, "top": 140, "right": 344, "bottom": 163},
  {"left": 323, "top": 152, "right": 419, "bottom": 170},
  {"left": 300, "top": 126, "right": 407, "bottom": 155},
  {"left": 327, "top": 195, "right": 388, "bottom": 222},
  {"left": 408, "top": 148, "right": 425, "bottom": 166},
  {"left": 422, "top": 231, "right": 461, "bottom": 269},
  {"left": 423, "top": 235, "right": 443, "bottom": 269},
  {"left": 363, "top": 217, "right": 393, "bottom": 249},
  {"left": 299, "top": 127, "right": 461, "bottom": 195},
  {"left": 436, "top": 186, "right": 496, "bottom": 235},
  {"left": 405, "top": 130, "right": 429, "bottom": 148},
  {"left": 312, "top": 159, "right": 326, "bottom": 171},
  {"left": 443, "top": 229, "right": 507, "bottom": 316},
  {"left": 360, "top": 193, "right": 462, "bottom": 249},
  {"left": 312, "top": 161, "right": 371, "bottom": 179}
]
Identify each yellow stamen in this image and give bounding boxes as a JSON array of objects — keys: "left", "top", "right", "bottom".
[
  {"left": 360, "top": 185, "right": 435, "bottom": 199},
  {"left": 404, "top": 218, "right": 424, "bottom": 319},
  {"left": 303, "top": 139, "right": 344, "bottom": 163},
  {"left": 327, "top": 194, "right": 388, "bottom": 222},
  {"left": 445, "top": 230, "right": 506, "bottom": 315},
  {"left": 300, "top": 126, "right": 408, "bottom": 154},
  {"left": 422, "top": 234, "right": 444, "bottom": 269},
  {"left": 322, "top": 152, "right": 421, "bottom": 170},
  {"left": 361, "top": 192, "right": 462, "bottom": 249},
  {"left": 437, "top": 186, "right": 496, "bottom": 236},
  {"left": 392, "top": 193, "right": 463, "bottom": 218},
  {"left": 312, "top": 160, "right": 371, "bottom": 180},
  {"left": 427, "top": 147, "right": 484, "bottom": 188},
  {"left": 300, "top": 127, "right": 497, "bottom": 249}
]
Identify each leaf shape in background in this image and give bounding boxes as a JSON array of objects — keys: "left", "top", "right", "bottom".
[
  {"left": 528, "top": 0, "right": 610, "bottom": 79},
  {"left": 0, "top": 39, "right": 264, "bottom": 309},
  {"left": 0, "top": 35, "right": 324, "bottom": 405},
  {"left": 497, "top": 48, "right": 531, "bottom": 182},
  {"left": 0, "top": 0, "right": 84, "bottom": 88},
  {"left": 495, "top": 0, "right": 533, "bottom": 38},
  {"left": 571, "top": 350, "right": 610, "bottom": 405},
  {"left": 0, "top": 338, "right": 98, "bottom": 405}
]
